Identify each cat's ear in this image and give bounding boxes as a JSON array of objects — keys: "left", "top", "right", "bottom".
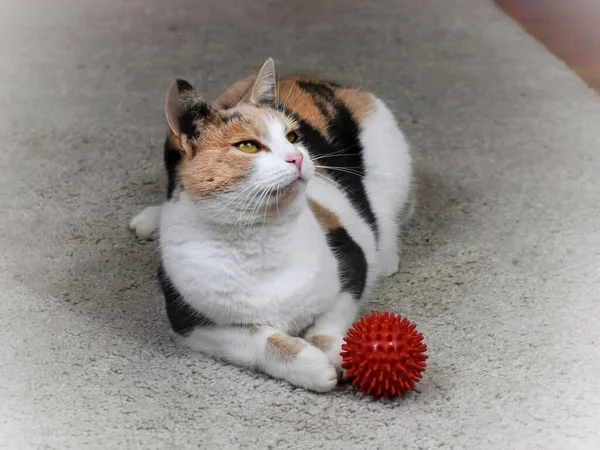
[
  {"left": 165, "top": 79, "right": 213, "bottom": 155},
  {"left": 250, "top": 58, "right": 277, "bottom": 106}
]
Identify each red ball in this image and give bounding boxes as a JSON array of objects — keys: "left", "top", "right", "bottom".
[{"left": 341, "top": 312, "right": 428, "bottom": 399}]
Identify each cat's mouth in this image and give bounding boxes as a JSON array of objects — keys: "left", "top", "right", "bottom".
[{"left": 269, "top": 177, "right": 304, "bottom": 201}]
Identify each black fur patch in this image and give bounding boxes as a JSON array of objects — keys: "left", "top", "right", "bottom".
[
  {"left": 313, "top": 98, "right": 333, "bottom": 121},
  {"left": 257, "top": 97, "right": 277, "bottom": 109},
  {"left": 163, "top": 137, "right": 181, "bottom": 200},
  {"left": 173, "top": 79, "right": 212, "bottom": 141},
  {"left": 281, "top": 81, "right": 379, "bottom": 240},
  {"left": 297, "top": 80, "right": 336, "bottom": 103},
  {"left": 158, "top": 263, "right": 214, "bottom": 336},
  {"left": 179, "top": 102, "right": 212, "bottom": 141},
  {"left": 223, "top": 111, "right": 243, "bottom": 125},
  {"left": 175, "top": 79, "right": 194, "bottom": 93},
  {"left": 327, "top": 227, "right": 367, "bottom": 299},
  {"left": 324, "top": 106, "right": 378, "bottom": 240}
]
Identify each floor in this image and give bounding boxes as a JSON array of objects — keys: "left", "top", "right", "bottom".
[{"left": 1, "top": 0, "right": 599, "bottom": 449}]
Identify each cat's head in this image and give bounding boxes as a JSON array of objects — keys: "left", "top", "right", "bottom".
[{"left": 165, "top": 59, "right": 313, "bottom": 226}]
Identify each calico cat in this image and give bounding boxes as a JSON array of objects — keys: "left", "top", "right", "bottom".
[{"left": 130, "top": 59, "right": 412, "bottom": 392}]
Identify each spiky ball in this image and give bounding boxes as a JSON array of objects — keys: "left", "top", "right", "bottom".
[{"left": 341, "top": 312, "right": 428, "bottom": 399}]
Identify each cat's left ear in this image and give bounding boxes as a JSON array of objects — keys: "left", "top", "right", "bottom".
[{"left": 250, "top": 58, "right": 277, "bottom": 106}]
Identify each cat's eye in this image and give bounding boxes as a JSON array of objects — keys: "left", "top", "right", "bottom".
[
  {"left": 286, "top": 131, "right": 298, "bottom": 143},
  {"left": 236, "top": 141, "right": 259, "bottom": 154}
]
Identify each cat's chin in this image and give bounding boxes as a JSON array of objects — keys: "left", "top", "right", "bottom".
[{"left": 268, "top": 178, "right": 306, "bottom": 206}]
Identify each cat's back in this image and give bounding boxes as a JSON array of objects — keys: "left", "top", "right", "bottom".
[
  {"left": 276, "top": 76, "right": 374, "bottom": 134},
  {"left": 212, "top": 75, "right": 375, "bottom": 132}
]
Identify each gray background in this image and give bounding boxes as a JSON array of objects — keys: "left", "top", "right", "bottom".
[{"left": 1, "top": 0, "right": 599, "bottom": 448}]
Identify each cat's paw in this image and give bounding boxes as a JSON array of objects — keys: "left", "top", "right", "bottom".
[
  {"left": 309, "top": 334, "right": 346, "bottom": 377},
  {"left": 285, "top": 345, "right": 338, "bottom": 392},
  {"left": 129, "top": 205, "right": 162, "bottom": 240}
]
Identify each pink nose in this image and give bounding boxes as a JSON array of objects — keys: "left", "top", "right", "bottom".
[{"left": 285, "top": 152, "right": 303, "bottom": 171}]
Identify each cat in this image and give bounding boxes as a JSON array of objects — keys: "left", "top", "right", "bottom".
[{"left": 130, "top": 59, "right": 412, "bottom": 392}]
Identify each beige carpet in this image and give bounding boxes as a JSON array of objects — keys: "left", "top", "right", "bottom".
[{"left": 1, "top": 0, "right": 599, "bottom": 448}]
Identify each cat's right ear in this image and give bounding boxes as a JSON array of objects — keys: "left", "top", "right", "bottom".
[{"left": 165, "top": 79, "right": 212, "bottom": 156}]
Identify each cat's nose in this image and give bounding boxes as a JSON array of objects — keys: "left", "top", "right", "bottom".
[{"left": 285, "top": 152, "right": 303, "bottom": 171}]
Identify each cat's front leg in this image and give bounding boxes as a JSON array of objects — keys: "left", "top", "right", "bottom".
[
  {"left": 304, "top": 292, "right": 359, "bottom": 375},
  {"left": 179, "top": 324, "right": 338, "bottom": 392},
  {"left": 129, "top": 205, "right": 162, "bottom": 240}
]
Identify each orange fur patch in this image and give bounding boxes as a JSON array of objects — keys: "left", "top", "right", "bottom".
[
  {"left": 266, "top": 332, "right": 304, "bottom": 360},
  {"left": 177, "top": 105, "right": 297, "bottom": 198},
  {"left": 212, "top": 76, "right": 255, "bottom": 109},
  {"left": 207, "top": 113, "right": 267, "bottom": 147},
  {"left": 336, "top": 87, "right": 374, "bottom": 125},
  {"left": 175, "top": 73, "right": 369, "bottom": 199},
  {"left": 308, "top": 198, "right": 340, "bottom": 229},
  {"left": 178, "top": 146, "right": 252, "bottom": 198},
  {"left": 277, "top": 77, "right": 373, "bottom": 133},
  {"left": 277, "top": 78, "right": 330, "bottom": 135},
  {"left": 176, "top": 111, "right": 256, "bottom": 197},
  {"left": 309, "top": 335, "right": 334, "bottom": 352}
]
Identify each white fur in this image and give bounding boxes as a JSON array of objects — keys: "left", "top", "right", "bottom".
[
  {"left": 160, "top": 192, "right": 340, "bottom": 331},
  {"left": 362, "top": 96, "right": 412, "bottom": 276},
  {"left": 131, "top": 96, "right": 411, "bottom": 392},
  {"left": 129, "top": 205, "right": 161, "bottom": 240},
  {"left": 180, "top": 325, "right": 338, "bottom": 392},
  {"left": 304, "top": 292, "right": 358, "bottom": 374}
]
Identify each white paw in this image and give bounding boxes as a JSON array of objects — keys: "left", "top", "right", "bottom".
[
  {"left": 322, "top": 335, "right": 346, "bottom": 376},
  {"left": 129, "top": 205, "right": 162, "bottom": 240},
  {"left": 286, "top": 345, "right": 338, "bottom": 392}
]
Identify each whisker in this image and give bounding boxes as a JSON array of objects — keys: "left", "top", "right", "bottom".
[
  {"left": 308, "top": 143, "right": 363, "bottom": 159},
  {"left": 248, "top": 174, "right": 292, "bottom": 231},
  {"left": 282, "top": 79, "right": 297, "bottom": 111},
  {"left": 262, "top": 186, "right": 275, "bottom": 229},
  {"left": 275, "top": 188, "right": 281, "bottom": 221},
  {"left": 248, "top": 187, "right": 272, "bottom": 232},
  {"left": 315, "top": 172, "right": 345, "bottom": 193},
  {"left": 248, "top": 181, "right": 278, "bottom": 232},
  {"left": 316, "top": 173, "right": 354, "bottom": 198},
  {"left": 314, "top": 165, "right": 364, "bottom": 177},
  {"left": 209, "top": 180, "right": 263, "bottom": 221},
  {"left": 314, "top": 164, "right": 365, "bottom": 171},
  {"left": 246, "top": 185, "right": 271, "bottom": 228},
  {"left": 218, "top": 182, "right": 264, "bottom": 228},
  {"left": 229, "top": 185, "right": 266, "bottom": 236},
  {"left": 310, "top": 152, "right": 363, "bottom": 161}
]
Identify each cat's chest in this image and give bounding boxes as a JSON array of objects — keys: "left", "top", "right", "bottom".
[
  {"left": 227, "top": 253, "right": 339, "bottom": 329},
  {"left": 161, "top": 221, "right": 340, "bottom": 331}
]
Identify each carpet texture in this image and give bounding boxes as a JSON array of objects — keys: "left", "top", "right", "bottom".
[{"left": 1, "top": 0, "right": 599, "bottom": 448}]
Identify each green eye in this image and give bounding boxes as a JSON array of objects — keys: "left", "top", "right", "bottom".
[
  {"left": 286, "top": 131, "right": 298, "bottom": 143},
  {"left": 236, "top": 141, "right": 259, "bottom": 153}
]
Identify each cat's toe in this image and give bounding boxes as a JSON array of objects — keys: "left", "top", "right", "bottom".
[
  {"left": 309, "top": 334, "right": 346, "bottom": 377},
  {"left": 289, "top": 345, "right": 338, "bottom": 392}
]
